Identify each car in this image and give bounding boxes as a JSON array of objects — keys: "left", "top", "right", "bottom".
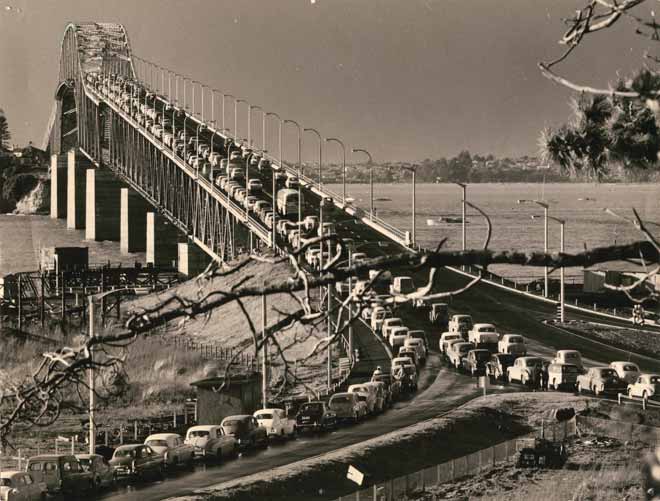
[
  {"left": 448, "top": 314, "right": 473, "bottom": 335},
  {"left": 26, "top": 454, "right": 94, "bottom": 494},
  {"left": 371, "top": 307, "right": 392, "bottom": 332},
  {"left": 627, "top": 373, "right": 660, "bottom": 402},
  {"left": 220, "top": 415, "right": 268, "bottom": 450},
  {"left": 382, "top": 318, "right": 404, "bottom": 339},
  {"left": 497, "top": 332, "right": 523, "bottom": 351},
  {"left": 295, "top": 401, "right": 337, "bottom": 432},
  {"left": 439, "top": 332, "right": 464, "bottom": 355},
  {"left": 229, "top": 167, "right": 245, "bottom": 181},
  {"left": 254, "top": 408, "right": 296, "bottom": 439},
  {"left": 547, "top": 363, "right": 580, "bottom": 391},
  {"left": 348, "top": 384, "right": 379, "bottom": 414},
  {"left": 264, "top": 212, "right": 274, "bottom": 229},
  {"left": 391, "top": 356, "right": 416, "bottom": 376},
  {"left": 506, "top": 356, "right": 545, "bottom": 385},
  {"left": 485, "top": 353, "right": 518, "bottom": 381},
  {"left": 388, "top": 326, "right": 410, "bottom": 354},
  {"left": 372, "top": 372, "right": 401, "bottom": 403},
  {"left": 398, "top": 364, "right": 419, "bottom": 393},
  {"left": 144, "top": 433, "right": 194, "bottom": 469},
  {"left": 576, "top": 367, "right": 627, "bottom": 396},
  {"left": 215, "top": 175, "right": 228, "bottom": 189},
  {"left": 398, "top": 347, "right": 419, "bottom": 367},
  {"left": 303, "top": 215, "right": 319, "bottom": 231},
  {"left": 247, "top": 178, "right": 263, "bottom": 194},
  {"left": 254, "top": 201, "right": 272, "bottom": 219},
  {"left": 285, "top": 176, "right": 299, "bottom": 189},
  {"left": 610, "top": 361, "right": 641, "bottom": 384},
  {"left": 552, "top": 350, "right": 584, "bottom": 372},
  {"left": 363, "top": 381, "right": 387, "bottom": 413},
  {"left": 447, "top": 342, "right": 475, "bottom": 369},
  {"left": 429, "top": 303, "right": 449, "bottom": 327},
  {"left": 390, "top": 276, "right": 415, "bottom": 295},
  {"left": 0, "top": 471, "right": 46, "bottom": 501},
  {"left": 467, "top": 323, "right": 499, "bottom": 351},
  {"left": 328, "top": 392, "right": 367, "bottom": 422},
  {"left": 243, "top": 195, "right": 259, "bottom": 211},
  {"left": 257, "top": 158, "right": 271, "bottom": 171},
  {"left": 184, "top": 425, "right": 237, "bottom": 460},
  {"left": 76, "top": 454, "right": 115, "bottom": 489},
  {"left": 462, "top": 349, "right": 491, "bottom": 376},
  {"left": 108, "top": 445, "right": 164, "bottom": 481},
  {"left": 404, "top": 335, "right": 427, "bottom": 362}
]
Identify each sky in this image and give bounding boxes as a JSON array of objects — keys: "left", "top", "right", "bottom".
[{"left": 0, "top": 0, "right": 654, "bottom": 163}]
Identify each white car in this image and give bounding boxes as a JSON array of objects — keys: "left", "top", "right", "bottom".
[
  {"left": 627, "top": 373, "right": 660, "bottom": 401},
  {"left": 391, "top": 356, "right": 416, "bottom": 375},
  {"left": 0, "top": 471, "right": 46, "bottom": 500},
  {"left": 439, "top": 332, "right": 463, "bottom": 355},
  {"left": 610, "top": 361, "right": 640, "bottom": 384},
  {"left": 347, "top": 384, "right": 377, "bottom": 415},
  {"left": 254, "top": 408, "right": 296, "bottom": 438},
  {"left": 448, "top": 314, "right": 473, "bottom": 334},
  {"left": 388, "top": 326, "right": 409, "bottom": 354},
  {"left": 552, "top": 350, "right": 584, "bottom": 372},
  {"left": 184, "top": 425, "right": 237, "bottom": 460},
  {"left": 404, "top": 337, "right": 427, "bottom": 362},
  {"left": 497, "top": 334, "right": 526, "bottom": 356},
  {"left": 447, "top": 342, "right": 474, "bottom": 369},
  {"left": 144, "top": 433, "right": 194, "bottom": 468},
  {"left": 467, "top": 323, "right": 499, "bottom": 350},
  {"left": 371, "top": 307, "right": 391, "bottom": 332},
  {"left": 506, "top": 356, "right": 544, "bottom": 385},
  {"left": 382, "top": 318, "right": 403, "bottom": 339}
]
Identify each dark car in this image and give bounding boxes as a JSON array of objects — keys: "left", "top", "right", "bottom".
[
  {"left": 26, "top": 454, "right": 94, "bottom": 495},
  {"left": 372, "top": 373, "right": 401, "bottom": 403},
  {"left": 462, "top": 349, "right": 491, "bottom": 376},
  {"left": 486, "top": 353, "right": 518, "bottom": 381},
  {"left": 295, "top": 401, "right": 337, "bottom": 432},
  {"left": 108, "top": 444, "right": 164, "bottom": 481},
  {"left": 76, "top": 454, "right": 116, "bottom": 489},
  {"left": 220, "top": 415, "right": 268, "bottom": 450}
]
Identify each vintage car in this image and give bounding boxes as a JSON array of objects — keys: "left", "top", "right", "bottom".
[
  {"left": 390, "top": 276, "right": 415, "bottom": 295},
  {"left": 75, "top": 454, "right": 116, "bottom": 489},
  {"left": 576, "top": 367, "right": 627, "bottom": 396},
  {"left": 328, "top": 392, "right": 367, "bottom": 422},
  {"left": 467, "top": 323, "right": 499, "bottom": 352},
  {"left": 108, "top": 445, "right": 163, "bottom": 481},
  {"left": 144, "top": 433, "right": 194, "bottom": 468},
  {"left": 220, "top": 415, "right": 268, "bottom": 450},
  {"left": 547, "top": 363, "right": 580, "bottom": 391},
  {"left": 428, "top": 302, "right": 449, "bottom": 327},
  {"left": 382, "top": 318, "right": 404, "bottom": 339},
  {"left": 404, "top": 336, "right": 427, "bottom": 362},
  {"left": 398, "top": 347, "right": 419, "bottom": 367},
  {"left": 184, "top": 425, "right": 237, "bottom": 460},
  {"left": 391, "top": 356, "right": 416, "bottom": 376},
  {"left": 448, "top": 314, "right": 473, "bottom": 335},
  {"left": 348, "top": 384, "right": 379, "bottom": 414},
  {"left": 371, "top": 307, "right": 392, "bottom": 332},
  {"left": 388, "top": 326, "right": 410, "bottom": 355},
  {"left": 364, "top": 381, "right": 390, "bottom": 410},
  {"left": 0, "top": 471, "right": 46, "bottom": 501},
  {"left": 26, "top": 454, "right": 94, "bottom": 494},
  {"left": 552, "top": 350, "right": 584, "bottom": 372},
  {"left": 497, "top": 334, "right": 527, "bottom": 356},
  {"left": 295, "top": 401, "right": 337, "bottom": 432},
  {"left": 485, "top": 353, "right": 518, "bottom": 381},
  {"left": 447, "top": 342, "right": 475, "bottom": 369},
  {"left": 516, "top": 438, "right": 568, "bottom": 469},
  {"left": 439, "top": 332, "right": 464, "bottom": 355},
  {"left": 461, "top": 349, "right": 491, "bottom": 376},
  {"left": 371, "top": 373, "right": 401, "bottom": 403},
  {"left": 253, "top": 408, "right": 296, "bottom": 438},
  {"left": 506, "top": 356, "right": 545, "bottom": 385},
  {"left": 627, "top": 373, "right": 660, "bottom": 401},
  {"left": 610, "top": 361, "right": 641, "bottom": 384}
]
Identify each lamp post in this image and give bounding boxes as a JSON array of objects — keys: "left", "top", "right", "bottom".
[
  {"left": 191, "top": 80, "right": 199, "bottom": 120},
  {"left": 248, "top": 105, "right": 261, "bottom": 149},
  {"left": 304, "top": 128, "right": 323, "bottom": 191},
  {"left": 265, "top": 112, "right": 282, "bottom": 249},
  {"left": 200, "top": 83, "right": 208, "bottom": 123},
  {"left": 223, "top": 93, "right": 234, "bottom": 139},
  {"left": 518, "top": 199, "right": 550, "bottom": 297},
  {"left": 284, "top": 119, "right": 302, "bottom": 243},
  {"left": 455, "top": 183, "right": 467, "bottom": 251},
  {"left": 183, "top": 113, "right": 192, "bottom": 163},
  {"left": 196, "top": 123, "right": 206, "bottom": 178},
  {"left": 352, "top": 148, "right": 373, "bottom": 220},
  {"left": 402, "top": 165, "right": 417, "bottom": 248},
  {"left": 551, "top": 216, "right": 566, "bottom": 322},
  {"left": 182, "top": 77, "right": 190, "bottom": 112},
  {"left": 325, "top": 138, "right": 346, "bottom": 204},
  {"left": 235, "top": 98, "right": 247, "bottom": 146}
]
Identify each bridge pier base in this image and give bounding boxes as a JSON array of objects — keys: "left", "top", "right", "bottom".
[
  {"left": 50, "top": 154, "right": 67, "bottom": 219},
  {"left": 120, "top": 187, "right": 148, "bottom": 254},
  {"left": 146, "top": 212, "right": 178, "bottom": 268},
  {"left": 66, "top": 150, "right": 89, "bottom": 230},
  {"left": 85, "top": 168, "right": 123, "bottom": 241},
  {"left": 177, "top": 242, "right": 211, "bottom": 277}
]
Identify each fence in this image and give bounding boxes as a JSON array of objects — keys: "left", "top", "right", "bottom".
[
  {"left": 170, "top": 335, "right": 257, "bottom": 371},
  {"left": 334, "top": 419, "right": 577, "bottom": 501}
]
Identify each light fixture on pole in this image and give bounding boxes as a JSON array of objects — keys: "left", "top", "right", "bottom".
[
  {"left": 325, "top": 138, "right": 346, "bottom": 205},
  {"left": 455, "top": 183, "right": 467, "bottom": 251},
  {"left": 518, "top": 199, "right": 550, "bottom": 298},
  {"left": 235, "top": 98, "right": 247, "bottom": 146},
  {"left": 351, "top": 148, "right": 373, "bottom": 220}
]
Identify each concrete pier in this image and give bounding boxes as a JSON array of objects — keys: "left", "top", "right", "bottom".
[
  {"left": 66, "top": 150, "right": 88, "bottom": 229},
  {"left": 85, "top": 168, "right": 124, "bottom": 241},
  {"left": 146, "top": 212, "right": 178, "bottom": 267},
  {"left": 50, "top": 154, "right": 68, "bottom": 219},
  {"left": 120, "top": 188, "right": 149, "bottom": 254},
  {"left": 177, "top": 241, "right": 211, "bottom": 276}
]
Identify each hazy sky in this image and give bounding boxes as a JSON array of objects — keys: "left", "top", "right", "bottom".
[{"left": 0, "top": 0, "right": 652, "bottom": 162}]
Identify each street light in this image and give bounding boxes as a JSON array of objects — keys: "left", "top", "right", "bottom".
[
  {"left": 304, "top": 128, "right": 322, "bottom": 191},
  {"left": 223, "top": 93, "right": 234, "bottom": 139},
  {"left": 191, "top": 80, "right": 200, "bottom": 119},
  {"left": 248, "top": 104, "right": 262, "bottom": 149},
  {"left": 325, "top": 138, "right": 346, "bottom": 204},
  {"left": 196, "top": 123, "right": 206, "bottom": 178},
  {"left": 265, "top": 111, "right": 282, "bottom": 249},
  {"left": 200, "top": 83, "right": 209, "bottom": 123},
  {"left": 235, "top": 98, "right": 247, "bottom": 146},
  {"left": 455, "top": 183, "right": 467, "bottom": 251},
  {"left": 284, "top": 119, "right": 302, "bottom": 242},
  {"left": 518, "top": 199, "right": 550, "bottom": 297},
  {"left": 351, "top": 148, "right": 373, "bottom": 220},
  {"left": 402, "top": 165, "right": 417, "bottom": 248}
]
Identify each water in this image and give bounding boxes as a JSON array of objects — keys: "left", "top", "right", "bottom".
[{"left": 1, "top": 183, "right": 658, "bottom": 281}]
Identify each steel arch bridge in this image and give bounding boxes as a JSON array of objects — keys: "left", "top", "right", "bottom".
[{"left": 45, "top": 22, "right": 410, "bottom": 265}]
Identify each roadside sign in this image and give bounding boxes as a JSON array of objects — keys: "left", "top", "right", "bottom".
[{"left": 347, "top": 465, "right": 365, "bottom": 486}]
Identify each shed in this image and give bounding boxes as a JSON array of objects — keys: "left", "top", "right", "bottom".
[
  {"left": 40, "top": 247, "right": 89, "bottom": 272},
  {"left": 190, "top": 373, "right": 261, "bottom": 425}
]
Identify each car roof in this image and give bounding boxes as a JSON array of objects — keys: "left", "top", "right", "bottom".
[
  {"left": 188, "top": 425, "right": 220, "bottom": 431},
  {"left": 0, "top": 471, "right": 23, "bottom": 478},
  {"left": 115, "top": 444, "right": 142, "bottom": 450},
  {"left": 75, "top": 454, "right": 102, "bottom": 459},
  {"left": 557, "top": 349, "right": 580, "bottom": 354},
  {"left": 28, "top": 454, "right": 74, "bottom": 460},
  {"left": 473, "top": 323, "right": 495, "bottom": 328},
  {"left": 222, "top": 414, "right": 252, "bottom": 421},
  {"left": 145, "top": 433, "right": 179, "bottom": 440},
  {"left": 255, "top": 408, "right": 284, "bottom": 413},
  {"left": 610, "top": 361, "right": 639, "bottom": 367}
]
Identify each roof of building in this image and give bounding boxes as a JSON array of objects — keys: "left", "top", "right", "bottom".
[{"left": 584, "top": 260, "right": 652, "bottom": 273}]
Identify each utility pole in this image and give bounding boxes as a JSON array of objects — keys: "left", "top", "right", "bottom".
[
  {"left": 88, "top": 298, "right": 95, "bottom": 454},
  {"left": 261, "top": 293, "right": 267, "bottom": 409}
]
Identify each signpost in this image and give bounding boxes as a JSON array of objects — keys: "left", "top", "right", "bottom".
[{"left": 347, "top": 465, "right": 365, "bottom": 486}]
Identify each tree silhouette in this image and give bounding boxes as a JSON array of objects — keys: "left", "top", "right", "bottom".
[{"left": 0, "top": 109, "right": 10, "bottom": 151}]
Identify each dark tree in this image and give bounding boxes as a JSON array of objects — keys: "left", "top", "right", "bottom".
[{"left": 0, "top": 109, "right": 10, "bottom": 151}]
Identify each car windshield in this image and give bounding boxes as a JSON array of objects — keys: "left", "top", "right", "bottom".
[
  {"left": 145, "top": 439, "right": 169, "bottom": 448},
  {"left": 479, "top": 326, "right": 496, "bottom": 332},
  {"left": 331, "top": 395, "right": 352, "bottom": 404},
  {"left": 114, "top": 448, "right": 137, "bottom": 458},
  {"left": 508, "top": 336, "right": 523, "bottom": 343},
  {"left": 563, "top": 366, "right": 579, "bottom": 374},
  {"left": 623, "top": 365, "right": 639, "bottom": 372},
  {"left": 564, "top": 353, "right": 580, "bottom": 360},
  {"left": 256, "top": 413, "right": 273, "bottom": 420},
  {"left": 78, "top": 458, "right": 91, "bottom": 468},
  {"left": 188, "top": 430, "right": 209, "bottom": 438},
  {"left": 525, "top": 358, "right": 542, "bottom": 367},
  {"left": 0, "top": 479, "right": 12, "bottom": 486},
  {"left": 445, "top": 335, "right": 460, "bottom": 341},
  {"left": 300, "top": 403, "right": 324, "bottom": 413},
  {"left": 598, "top": 369, "right": 617, "bottom": 377},
  {"left": 458, "top": 345, "right": 471, "bottom": 354}
]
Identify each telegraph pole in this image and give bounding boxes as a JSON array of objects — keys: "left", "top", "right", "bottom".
[{"left": 261, "top": 293, "right": 267, "bottom": 409}]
